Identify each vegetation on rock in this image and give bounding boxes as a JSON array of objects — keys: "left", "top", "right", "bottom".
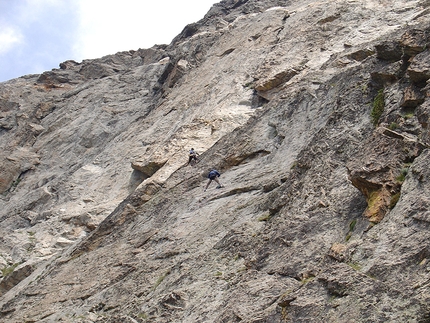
[{"left": 371, "top": 89, "right": 385, "bottom": 126}]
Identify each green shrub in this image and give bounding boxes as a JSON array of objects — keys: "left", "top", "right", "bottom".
[
  {"left": 258, "top": 212, "right": 271, "bottom": 221},
  {"left": 290, "top": 161, "right": 298, "bottom": 169},
  {"left": 301, "top": 276, "right": 315, "bottom": 284},
  {"left": 1, "top": 263, "right": 19, "bottom": 277},
  {"left": 388, "top": 122, "right": 398, "bottom": 130},
  {"left": 348, "top": 262, "right": 361, "bottom": 271},
  {"left": 396, "top": 167, "right": 409, "bottom": 183},
  {"left": 138, "top": 313, "right": 148, "bottom": 319},
  {"left": 389, "top": 192, "right": 400, "bottom": 209},
  {"left": 371, "top": 89, "right": 385, "bottom": 126},
  {"left": 243, "top": 81, "right": 254, "bottom": 89},
  {"left": 345, "top": 219, "right": 357, "bottom": 241},
  {"left": 345, "top": 232, "right": 352, "bottom": 242},
  {"left": 404, "top": 111, "right": 415, "bottom": 119},
  {"left": 349, "top": 219, "right": 357, "bottom": 231},
  {"left": 152, "top": 270, "right": 170, "bottom": 291}
]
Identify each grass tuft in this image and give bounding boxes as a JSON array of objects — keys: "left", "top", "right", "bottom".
[
  {"left": 389, "top": 192, "right": 401, "bottom": 209},
  {"left": 370, "top": 89, "right": 385, "bottom": 126},
  {"left": 1, "top": 263, "right": 19, "bottom": 277}
]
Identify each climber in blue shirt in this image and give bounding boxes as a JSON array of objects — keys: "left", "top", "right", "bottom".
[
  {"left": 204, "top": 169, "right": 223, "bottom": 191},
  {"left": 187, "top": 148, "right": 199, "bottom": 166}
]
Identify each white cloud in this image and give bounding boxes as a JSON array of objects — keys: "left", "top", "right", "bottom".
[
  {"left": 0, "top": 26, "right": 23, "bottom": 54},
  {"left": 73, "top": 0, "right": 217, "bottom": 60}
]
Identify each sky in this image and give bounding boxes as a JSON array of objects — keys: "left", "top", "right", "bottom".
[{"left": 0, "top": 0, "right": 219, "bottom": 82}]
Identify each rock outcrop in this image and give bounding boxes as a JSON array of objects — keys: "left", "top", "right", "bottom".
[{"left": 1, "top": 0, "right": 430, "bottom": 322}]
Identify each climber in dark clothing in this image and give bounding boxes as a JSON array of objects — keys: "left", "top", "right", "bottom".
[
  {"left": 204, "top": 169, "right": 223, "bottom": 191},
  {"left": 187, "top": 148, "right": 199, "bottom": 166}
]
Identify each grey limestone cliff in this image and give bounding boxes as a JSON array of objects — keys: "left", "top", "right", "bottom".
[{"left": 1, "top": 0, "right": 430, "bottom": 322}]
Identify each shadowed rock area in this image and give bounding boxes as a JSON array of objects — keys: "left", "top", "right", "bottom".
[{"left": 1, "top": 0, "right": 430, "bottom": 322}]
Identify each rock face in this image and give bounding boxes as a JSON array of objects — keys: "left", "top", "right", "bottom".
[{"left": 1, "top": 0, "right": 430, "bottom": 322}]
